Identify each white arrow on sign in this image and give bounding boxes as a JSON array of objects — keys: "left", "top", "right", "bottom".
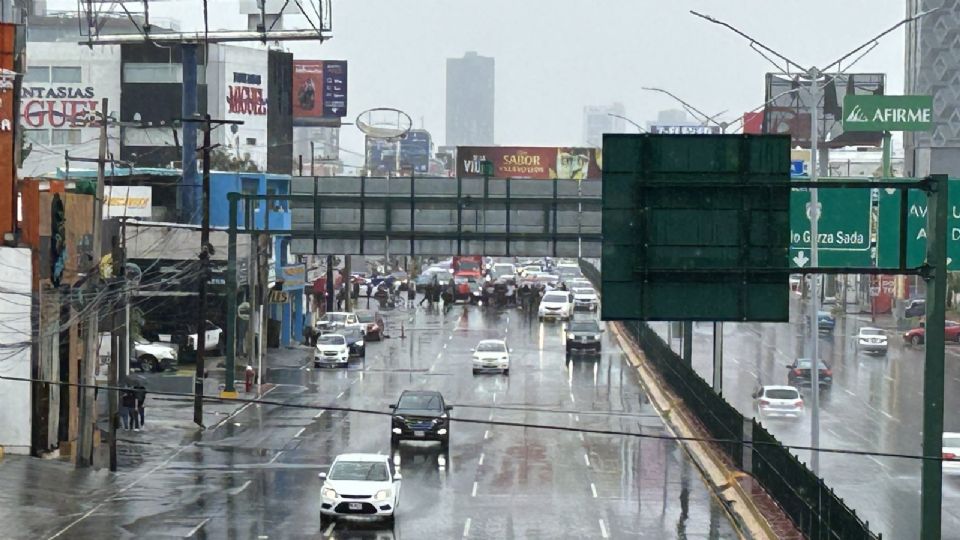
[
  {"left": 885, "top": 188, "right": 896, "bottom": 195},
  {"left": 793, "top": 251, "right": 810, "bottom": 267}
]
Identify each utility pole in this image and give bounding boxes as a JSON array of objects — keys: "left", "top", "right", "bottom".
[
  {"left": 77, "top": 97, "right": 108, "bottom": 468},
  {"left": 181, "top": 115, "right": 244, "bottom": 423}
]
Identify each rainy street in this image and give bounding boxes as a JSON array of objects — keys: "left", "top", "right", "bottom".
[
  {"left": 657, "top": 297, "right": 960, "bottom": 540},
  {"left": 0, "top": 301, "right": 736, "bottom": 539}
]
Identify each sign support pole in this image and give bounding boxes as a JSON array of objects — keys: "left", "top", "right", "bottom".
[
  {"left": 225, "top": 193, "right": 239, "bottom": 398},
  {"left": 921, "top": 174, "right": 948, "bottom": 540},
  {"left": 806, "top": 74, "right": 822, "bottom": 474}
]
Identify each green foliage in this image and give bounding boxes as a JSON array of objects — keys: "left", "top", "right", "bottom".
[{"left": 210, "top": 147, "right": 260, "bottom": 172}]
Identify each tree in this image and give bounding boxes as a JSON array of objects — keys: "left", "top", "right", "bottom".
[{"left": 210, "top": 147, "right": 260, "bottom": 172}]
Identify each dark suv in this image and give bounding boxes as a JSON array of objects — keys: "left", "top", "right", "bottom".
[
  {"left": 785, "top": 358, "right": 833, "bottom": 389},
  {"left": 565, "top": 318, "right": 603, "bottom": 354},
  {"left": 389, "top": 390, "right": 452, "bottom": 448}
]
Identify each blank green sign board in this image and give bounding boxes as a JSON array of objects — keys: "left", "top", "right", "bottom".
[{"left": 601, "top": 134, "right": 791, "bottom": 322}]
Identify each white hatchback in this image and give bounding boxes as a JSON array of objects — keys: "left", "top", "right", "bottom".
[
  {"left": 314, "top": 333, "right": 349, "bottom": 368},
  {"left": 319, "top": 453, "right": 401, "bottom": 526},
  {"left": 753, "top": 385, "right": 804, "bottom": 419},
  {"left": 472, "top": 339, "right": 511, "bottom": 375},
  {"left": 538, "top": 291, "right": 573, "bottom": 321}
]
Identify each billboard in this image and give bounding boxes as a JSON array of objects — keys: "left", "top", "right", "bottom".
[
  {"left": 763, "top": 73, "right": 885, "bottom": 149},
  {"left": 456, "top": 146, "right": 601, "bottom": 180},
  {"left": 103, "top": 186, "right": 152, "bottom": 218},
  {"left": 293, "top": 60, "right": 347, "bottom": 125},
  {"left": 742, "top": 111, "right": 764, "bottom": 134},
  {"left": 649, "top": 124, "right": 720, "bottom": 135},
  {"left": 365, "top": 137, "right": 397, "bottom": 174},
  {"left": 400, "top": 129, "right": 432, "bottom": 173}
]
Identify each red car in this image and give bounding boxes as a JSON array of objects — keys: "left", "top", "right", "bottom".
[
  {"left": 903, "top": 321, "right": 960, "bottom": 346},
  {"left": 355, "top": 309, "right": 385, "bottom": 341}
]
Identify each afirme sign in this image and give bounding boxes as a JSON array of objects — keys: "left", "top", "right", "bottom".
[{"left": 842, "top": 95, "right": 933, "bottom": 132}]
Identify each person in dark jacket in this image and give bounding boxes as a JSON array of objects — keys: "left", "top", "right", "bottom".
[
  {"left": 133, "top": 384, "right": 147, "bottom": 430},
  {"left": 120, "top": 388, "right": 138, "bottom": 431}
]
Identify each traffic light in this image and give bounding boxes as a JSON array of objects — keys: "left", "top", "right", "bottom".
[{"left": 50, "top": 194, "right": 65, "bottom": 287}]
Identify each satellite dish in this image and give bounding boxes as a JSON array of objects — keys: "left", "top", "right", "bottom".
[{"left": 356, "top": 108, "right": 412, "bottom": 141}]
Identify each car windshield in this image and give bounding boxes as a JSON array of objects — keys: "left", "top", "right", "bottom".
[
  {"left": 477, "top": 342, "right": 506, "bottom": 352},
  {"left": 327, "top": 313, "right": 347, "bottom": 323},
  {"left": 318, "top": 335, "right": 345, "bottom": 345},
  {"left": 493, "top": 265, "right": 514, "bottom": 274},
  {"left": 573, "top": 288, "right": 595, "bottom": 295},
  {"left": 328, "top": 461, "right": 389, "bottom": 482},
  {"left": 397, "top": 393, "right": 443, "bottom": 411},
  {"left": 437, "top": 271, "right": 453, "bottom": 281},
  {"left": 944, "top": 435, "right": 960, "bottom": 448},
  {"left": 543, "top": 293, "right": 568, "bottom": 303},
  {"left": 765, "top": 389, "right": 800, "bottom": 400},
  {"left": 569, "top": 321, "right": 600, "bottom": 333},
  {"left": 341, "top": 328, "right": 363, "bottom": 339},
  {"left": 860, "top": 328, "right": 884, "bottom": 336},
  {"left": 796, "top": 359, "right": 828, "bottom": 370},
  {"left": 356, "top": 312, "right": 374, "bottom": 323},
  {"left": 557, "top": 266, "right": 580, "bottom": 276}
]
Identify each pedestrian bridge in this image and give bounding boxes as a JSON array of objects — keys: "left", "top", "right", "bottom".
[{"left": 283, "top": 175, "right": 601, "bottom": 257}]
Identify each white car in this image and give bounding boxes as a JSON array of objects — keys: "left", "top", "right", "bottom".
[
  {"left": 134, "top": 338, "right": 178, "bottom": 372},
  {"left": 571, "top": 287, "right": 599, "bottom": 311},
  {"left": 316, "top": 312, "right": 362, "bottom": 334},
  {"left": 855, "top": 327, "right": 888, "bottom": 355},
  {"left": 538, "top": 291, "right": 573, "bottom": 321},
  {"left": 752, "top": 385, "right": 804, "bottom": 420},
  {"left": 319, "top": 453, "right": 401, "bottom": 526},
  {"left": 944, "top": 433, "right": 960, "bottom": 475},
  {"left": 521, "top": 264, "right": 542, "bottom": 276},
  {"left": 314, "top": 333, "right": 349, "bottom": 368},
  {"left": 472, "top": 339, "right": 511, "bottom": 375},
  {"left": 489, "top": 263, "right": 517, "bottom": 282}
]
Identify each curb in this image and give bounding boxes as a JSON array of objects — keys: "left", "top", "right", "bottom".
[{"left": 610, "top": 322, "right": 777, "bottom": 540}]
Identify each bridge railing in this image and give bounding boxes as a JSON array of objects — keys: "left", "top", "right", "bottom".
[{"left": 579, "top": 258, "right": 880, "bottom": 540}]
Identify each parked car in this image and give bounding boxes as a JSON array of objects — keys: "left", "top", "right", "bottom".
[
  {"left": 316, "top": 312, "right": 361, "bottom": 334},
  {"left": 319, "top": 453, "right": 401, "bottom": 526},
  {"left": 571, "top": 287, "right": 599, "bottom": 311},
  {"left": 785, "top": 358, "right": 832, "bottom": 389},
  {"left": 752, "top": 385, "right": 804, "bottom": 419},
  {"left": 341, "top": 326, "right": 366, "bottom": 358},
  {"left": 905, "top": 298, "right": 926, "bottom": 318},
  {"left": 944, "top": 432, "right": 960, "bottom": 475},
  {"left": 314, "top": 333, "right": 349, "bottom": 368},
  {"left": 855, "top": 327, "right": 888, "bottom": 354},
  {"left": 903, "top": 321, "right": 960, "bottom": 346},
  {"left": 142, "top": 320, "right": 223, "bottom": 353},
  {"left": 538, "top": 291, "right": 573, "bottom": 321},
  {"left": 471, "top": 339, "right": 511, "bottom": 375},
  {"left": 565, "top": 318, "right": 603, "bottom": 354},
  {"left": 133, "top": 337, "right": 179, "bottom": 372},
  {"left": 389, "top": 390, "right": 452, "bottom": 448},
  {"left": 355, "top": 310, "right": 385, "bottom": 341}
]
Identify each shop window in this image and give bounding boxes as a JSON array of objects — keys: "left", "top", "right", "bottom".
[
  {"left": 24, "top": 66, "right": 50, "bottom": 83},
  {"left": 24, "top": 129, "right": 51, "bottom": 146},
  {"left": 51, "top": 66, "right": 82, "bottom": 83}
]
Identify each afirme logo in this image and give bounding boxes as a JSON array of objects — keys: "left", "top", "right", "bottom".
[{"left": 845, "top": 104, "right": 868, "bottom": 123}]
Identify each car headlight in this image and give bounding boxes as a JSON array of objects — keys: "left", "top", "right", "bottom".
[
  {"left": 373, "top": 489, "right": 392, "bottom": 501},
  {"left": 393, "top": 415, "right": 405, "bottom": 423},
  {"left": 356, "top": 340, "right": 364, "bottom": 347},
  {"left": 322, "top": 487, "right": 338, "bottom": 499},
  {"left": 593, "top": 334, "right": 602, "bottom": 340},
  {"left": 501, "top": 356, "right": 509, "bottom": 361}
]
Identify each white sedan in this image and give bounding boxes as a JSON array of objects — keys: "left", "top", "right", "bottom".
[
  {"left": 319, "top": 453, "right": 401, "bottom": 526},
  {"left": 571, "top": 287, "right": 599, "bottom": 311},
  {"left": 472, "top": 339, "right": 511, "bottom": 375},
  {"left": 538, "top": 291, "right": 573, "bottom": 321},
  {"left": 752, "top": 385, "right": 804, "bottom": 420},
  {"left": 314, "top": 333, "right": 349, "bottom": 368},
  {"left": 855, "top": 327, "right": 888, "bottom": 355}
]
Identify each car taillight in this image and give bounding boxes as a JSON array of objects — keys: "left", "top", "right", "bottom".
[
  {"left": 823, "top": 369, "right": 833, "bottom": 376},
  {"left": 759, "top": 399, "right": 770, "bottom": 407},
  {"left": 944, "top": 452, "right": 956, "bottom": 461},
  {"left": 792, "top": 369, "right": 802, "bottom": 376},
  {"left": 795, "top": 400, "right": 804, "bottom": 408}
]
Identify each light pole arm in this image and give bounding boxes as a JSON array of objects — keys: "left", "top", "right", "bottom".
[{"left": 607, "top": 113, "right": 646, "bottom": 134}]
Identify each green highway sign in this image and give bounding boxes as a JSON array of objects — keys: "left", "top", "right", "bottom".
[
  {"left": 843, "top": 95, "right": 933, "bottom": 132},
  {"left": 877, "top": 181, "right": 960, "bottom": 269},
  {"left": 789, "top": 187, "right": 872, "bottom": 268}
]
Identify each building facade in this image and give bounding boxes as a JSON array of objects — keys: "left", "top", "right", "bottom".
[
  {"left": 445, "top": 51, "right": 494, "bottom": 147},
  {"left": 582, "top": 103, "right": 625, "bottom": 148}
]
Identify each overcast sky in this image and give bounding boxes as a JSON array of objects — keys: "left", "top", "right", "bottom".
[{"left": 58, "top": 0, "right": 908, "bottom": 162}]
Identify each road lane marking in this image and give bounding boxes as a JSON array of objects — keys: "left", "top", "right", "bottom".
[
  {"left": 478, "top": 453, "right": 485, "bottom": 466},
  {"left": 575, "top": 415, "right": 580, "bottom": 422},
  {"left": 295, "top": 427, "right": 306, "bottom": 438},
  {"left": 569, "top": 393, "right": 576, "bottom": 403},
  {"left": 884, "top": 376, "right": 895, "bottom": 383},
  {"left": 484, "top": 430, "right": 490, "bottom": 440},
  {"left": 437, "top": 352, "right": 443, "bottom": 359},
  {"left": 211, "top": 385, "right": 280, "bottom": 432},
  {"left": 472, "top": 481, "right": 478, "bottom": 497},
  {"left": 337, "top": 391, "right": 345, "bottom": 399},
  {"left": 584, "top": 454, "right": 591, "bottom": 467},
  {"left": 323, "top": 521, "right": 336, "bottom": 537},
  {"left": 590, "top": 483, "right": 598, "bottom": 498},
  {"left": 443, "top": 343, "right": 447, "bottom": 349},
  {"left": 880, "top": 410, "right": 896, "bottom": 421},
  {"left": 844, "top": 389, "right": 856, "bottom": 397},
  {"left": 449, "top": 335, "right": 454, "bottom": 340},
  {"left": 229, "top": 480, "right": 252, "bottom": 496},
  {"left": 579, "top": 433, "right": 585, "bottom": 441},
  {"left": 269, "top": 450, "right": 284, "bottom": 464},
  {"left": 184, "top": 517, "right": 210, "bottom": 538},
  {"left": 462, "top": 518, "right": 472, "bottom": 537},
  {"left": 315, "top": 410, "right": 325, "bottom": 418},
  {"left": 867, "top": 456, "right": 887, "bottom": 469},
  {"left": 598, "top": 518, "right": 609, "bottom": 538}
]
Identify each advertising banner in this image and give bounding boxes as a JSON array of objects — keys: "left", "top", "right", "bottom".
[
  {"left": 842, "top": 95, "right": 933, "bottom": 132},
  {"left": 400, "top": 129, "right": 431, "bottom": 173},
  {"left": 649, "top": 124, "right": 720, "bottom": 135},
  {"left": 456, "top": 146, "right": 601, "bottom": 180},
  {"left": 742, "top": 111, "right": 764, "bottom": 134},
  {"left": 0, "top": 24, "right": 15, "bottom": 237},
  {"left": 293, "top": 60, "right": 347, "bottom": 124},
  {"left": 103, "top": 186, "right": 152, "bottom": 218}
]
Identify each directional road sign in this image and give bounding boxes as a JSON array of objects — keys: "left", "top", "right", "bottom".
[
  {"left": 789, "top": 187, "right": 872, "bottom": 267},
  {"left": 877, "top": 181, "right": 960, "bottom": 269}
]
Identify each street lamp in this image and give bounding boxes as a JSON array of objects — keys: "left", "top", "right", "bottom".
[
  {"left": 641, "top": 86, "right": 733, "bottom": 133},
  {"left": 607, "top": 113, "right": 646, "bottom": 134},
  {"left": 692, "top": 7, "right": 940, "bottom": 537}
]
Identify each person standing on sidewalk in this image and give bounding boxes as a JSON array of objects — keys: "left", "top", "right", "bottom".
[
  {"left": 120, "top": 387, "right": 137, "bottom": 430},
  {"left": 133, "top": 384, "right": 147, "bottom": 430}
]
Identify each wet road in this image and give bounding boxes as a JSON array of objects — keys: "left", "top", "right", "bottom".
[
  {"left": 655, "top": 297, "right": 960, "bottom": 540},
  {"left": 10, "top": 301, "right": 737, "bottom": 540}
]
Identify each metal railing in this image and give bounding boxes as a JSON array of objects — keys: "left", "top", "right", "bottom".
[{"left": 579, "top": 258, "right": 879, "bottom": 540}]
